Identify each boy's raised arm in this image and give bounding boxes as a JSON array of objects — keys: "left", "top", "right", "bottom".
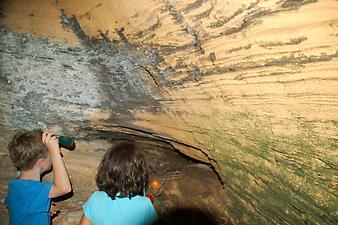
[{"left": 42, "top": 132, "right": 72, "bottom": 198}]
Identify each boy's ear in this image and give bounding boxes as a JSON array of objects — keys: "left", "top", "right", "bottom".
[{"left": 36, "top": 158, "right": 45, "bottom": 170}]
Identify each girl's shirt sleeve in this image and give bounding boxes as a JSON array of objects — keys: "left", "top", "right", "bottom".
[
  {"left": 83, "top": 192, "right": 96, "bottom": 222},
  {"left": 147, "top": 198, "right": 158, "bottom": 225}
]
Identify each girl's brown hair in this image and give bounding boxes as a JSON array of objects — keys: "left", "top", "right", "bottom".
[{"left": 96, "top": 141, "right": 148, "bottom": 199}]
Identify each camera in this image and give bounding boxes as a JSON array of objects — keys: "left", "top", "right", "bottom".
[{"left": 58, "top": 136, "right": 75, "bottom": 150}]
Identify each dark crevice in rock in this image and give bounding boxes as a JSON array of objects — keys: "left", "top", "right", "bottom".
[
  {"left": 280, "top": 0, "right": 317, "bottom": 9},
  {"left": 208, "top": 7, "right": 246, "bottom": 29},
  {"left": 181, "top": 0, "right": 206, "bottom": 13},
  {"left": 135, "top": 19, "right": 162, "bottom": 39},
  {"left": 202, "top": 51, "right": 338, "bottom": 77},
  {"left": 115, "top": 27, "right": 133, "bottom": 48},
  {"left": 60, "top": 10, "right": 89, "bottom": 45},
  {"left": 80, "top": 125, "right": 212, "bottom": 161},
  {"left": 259, "top": 36, "right": 308, "bottom": 48},
  {"left": 193, "top": 7, "right": 212, "bottom": 21}
]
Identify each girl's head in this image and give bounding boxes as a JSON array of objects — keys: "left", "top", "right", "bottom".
[{"left": 96, "top": 141, "right": 148, "bottom": 199}]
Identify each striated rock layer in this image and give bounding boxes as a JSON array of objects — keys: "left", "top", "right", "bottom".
[{"left": 0, "top": 0, "right": 337, "bottom": 224}]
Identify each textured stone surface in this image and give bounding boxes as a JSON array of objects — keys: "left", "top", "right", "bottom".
[{"left": 0, "top": 0, "right": 337, "bottom": 224}]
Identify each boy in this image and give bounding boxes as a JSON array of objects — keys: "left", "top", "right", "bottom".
[{"left": 5, "top": 130, "right": 72, "bottom": 225}]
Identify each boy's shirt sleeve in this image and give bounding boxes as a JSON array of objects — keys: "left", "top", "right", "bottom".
[{"left": 83, "top": 192, "right": 96, "bottom": 222}]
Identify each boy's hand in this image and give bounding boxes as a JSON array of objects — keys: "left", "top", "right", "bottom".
[
  {"left": 42, "top": 132, "right": 59, "bottom": 153},
  {"left": 50, "top": 201, "right": 60, "bottom": 217}
]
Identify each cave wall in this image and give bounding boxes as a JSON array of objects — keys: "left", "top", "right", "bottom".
[{"left": 0, "top": 0, "right": 337, "bottom": 224}]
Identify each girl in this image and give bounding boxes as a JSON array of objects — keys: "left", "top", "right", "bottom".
[{"left": 80, "top": 141, "right": 158, "bottom": 225}]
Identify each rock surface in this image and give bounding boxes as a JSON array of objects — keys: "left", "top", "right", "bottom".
[{"left": 0, "top": 0, "right": 337, "bottom": 224}]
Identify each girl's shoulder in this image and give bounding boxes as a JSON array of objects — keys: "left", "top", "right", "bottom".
[
  {"left": 88, "top": 191, "right": 150, "bottom": 203},
  {"left": 92, "top": 190, "right": 107, "bottom": 196},
  {"left": 88, "top": 191, "right": 110, "bottom": 201}
]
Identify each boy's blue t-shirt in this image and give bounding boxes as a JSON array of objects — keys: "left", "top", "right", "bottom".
[
  {"left": 83, "top": 191, "right": 158, "bottom": 225},
  {"left": 5, "top": 180, "right": 52, "bottom": 225}
]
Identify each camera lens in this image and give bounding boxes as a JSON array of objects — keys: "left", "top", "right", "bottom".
[{"left": 58, "top": 136, "right": 75, "bottom": 150}]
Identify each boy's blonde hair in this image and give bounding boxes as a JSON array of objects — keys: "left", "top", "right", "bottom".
[{"left": 8, "top": 130, "right": 48, "bottom": 170}]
